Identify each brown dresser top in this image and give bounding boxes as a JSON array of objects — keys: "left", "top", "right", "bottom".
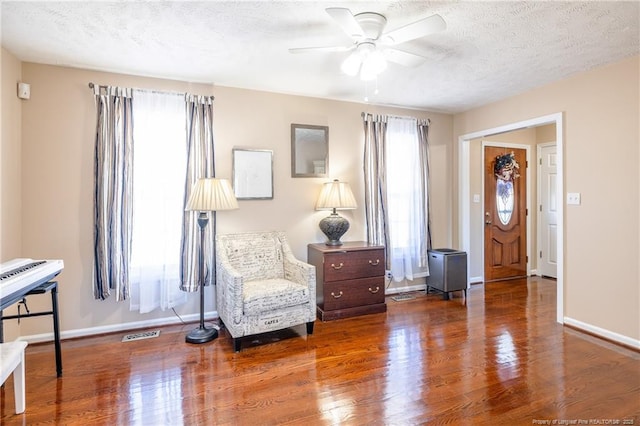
[{"left": 308, "top": 241, "right": 384, "bottom": 254}]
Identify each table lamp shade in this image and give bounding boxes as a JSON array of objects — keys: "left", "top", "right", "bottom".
[
  {"left": 315, "top": 180, "right": 357, "bottom": 211},
  {"left": 186, "top": 178, "right": 239, "bottom": 212}
]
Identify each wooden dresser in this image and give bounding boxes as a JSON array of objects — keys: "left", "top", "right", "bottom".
[{"left": 308, "top": 242, "right": 386, "bottom": 321}]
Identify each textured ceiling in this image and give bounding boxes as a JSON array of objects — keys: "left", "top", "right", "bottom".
[{"left": 1, "top": 1, "right": 639, "bottom": 113}]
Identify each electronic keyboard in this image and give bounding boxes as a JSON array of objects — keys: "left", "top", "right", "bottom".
[{"left": 0, "top": 258, "right": 64, "bottom": 310}]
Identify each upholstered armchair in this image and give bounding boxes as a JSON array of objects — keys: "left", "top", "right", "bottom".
[{"left": 215, "top": 231, "right": 316, "bottom": 352}]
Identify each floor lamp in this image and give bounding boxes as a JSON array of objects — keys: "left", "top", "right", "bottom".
[{"left": 185, "top": 178, "right": 238, "bottom": 344}]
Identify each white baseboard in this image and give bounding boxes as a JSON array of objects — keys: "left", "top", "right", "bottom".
[
  {"left": 564, "top": 317, "right": 640, "bottom": 350},
  {"left": 17, "top": 311, "right": 220, "bottom": 344},
  {"left": 469, "top": 276, "right": 483, "bottom": 284}
]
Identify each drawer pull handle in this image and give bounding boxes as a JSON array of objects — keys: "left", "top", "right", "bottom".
[
  {"left": 369, "top": 259, "right": 380, "bottom": 266},
  {"left": 331, "top": 291, "right": 343, "bottom": 299},
  {"left": 368, "top": 286, "right": 380, "bottom": 294},
  {"left": 331, "top": 263, "right": 344, "bottom": 270}
]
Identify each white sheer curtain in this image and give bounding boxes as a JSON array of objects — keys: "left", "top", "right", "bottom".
[
  {"left": 129, "top": 90, "right": 188, "bottom": 313},
  {"left": 385, "top": 116, "right": 428, "bottom": 282}
]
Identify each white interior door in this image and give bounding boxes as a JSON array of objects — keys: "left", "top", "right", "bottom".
[{"left": 539, "top": 143, "right": 558, "bottom": 278}]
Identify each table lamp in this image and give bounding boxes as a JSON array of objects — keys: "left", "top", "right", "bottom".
[{"left": 315, "top": 179, "right": 357, "bottom": 246}]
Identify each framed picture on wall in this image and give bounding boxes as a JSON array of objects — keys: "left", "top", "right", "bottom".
[{"left": 232, "top": 148, "right": 274, "bottom": 200}]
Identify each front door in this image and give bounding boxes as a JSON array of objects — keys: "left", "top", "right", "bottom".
[{"left": 484, "top": 146, "right": 527, "bottom": 282}]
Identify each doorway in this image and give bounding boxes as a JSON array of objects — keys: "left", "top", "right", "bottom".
[
  {"left": 458, "top": 113, "right": 564, "bottom": 323},
  {"left": 483, "top": 145, "right": 528, "bottom": 281}
]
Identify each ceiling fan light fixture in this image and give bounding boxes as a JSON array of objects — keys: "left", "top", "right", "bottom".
[
  {"left": 341, "top": 52, "right": 361, "bottom": 76},
  {"left": 360, "top": 49, "right": 387, "bottom": 81},
  {"left": 292, "top": 8, "right": 446, "bottom": 81},
  {"left": 341, "top": 42, "right": 388, "bottom": 80}
]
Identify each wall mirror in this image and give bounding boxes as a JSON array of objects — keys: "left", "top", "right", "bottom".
[{"left": 291, "top": 124, "right": 329, "bottom": 178}]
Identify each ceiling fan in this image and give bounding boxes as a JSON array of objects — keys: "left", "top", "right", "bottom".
[{"left": 289, "top": 8, "right": 446, "bottom": 81}]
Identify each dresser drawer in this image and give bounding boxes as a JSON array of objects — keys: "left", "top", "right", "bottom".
[
  {"left": 322, "top": 277, "right": 385, "bottom": 311},
  {"left": 323, "top": 249, "right": 385, "bottom": 282},
  {"left": 308, "top": 242, "right": 386, "bottom": 321}
]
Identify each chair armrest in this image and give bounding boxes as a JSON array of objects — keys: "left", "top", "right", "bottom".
[
  {"left": 215, "top": 255, "right": 245, "bottom": 325},
  {"left": 216, "top": 258, "right": 242, "bottom": 289},
  {"left": 283, "top": 255, "right": 316, "bottom": 295}
]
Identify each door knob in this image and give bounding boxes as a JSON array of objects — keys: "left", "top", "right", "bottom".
[{"left": 485, "top": 211, "right": 492, "bottom": 225}]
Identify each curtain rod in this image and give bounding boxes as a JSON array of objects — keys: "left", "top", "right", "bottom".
[
  {"left": 362, "top": 112, "right": 430, "bottom": 125},
  {"left": 88, "top": 82, "right": 214, "bottom": 100}
]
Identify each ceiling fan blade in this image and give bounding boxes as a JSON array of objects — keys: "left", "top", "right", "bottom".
[
  {"left": 382, "top": 14, "right": 446, "bottom": 45},
  {"left": 383, "top": 48, "right": 427, "bottom": 67},
  {"left": 289, "top": 45, "right": 353, "bottom": 54},
  {"left": 325, "top": 7, "right": 365, "bottom": 39}
]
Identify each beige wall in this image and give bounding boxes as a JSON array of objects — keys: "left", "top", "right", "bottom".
[
  {"left": 5, "top": 53, "right": 637, "bottom": 345},
  {"left": 536, "top": 123, "right": 556, "bottom": 144},
  {"left": 208, "top": 85, "right": 453, "bottom": 257},
  {"left": 4, "top": 62, "right": 453, "bottom": 340},
  {"left": 1, "top": 48, "right": 23, "bottom": 260},
  {"left": 454, "top": 55, "right": 640, "bottom": 341},
  {"left": 1, "top": 48, "right": 24, "bottom": 339}
]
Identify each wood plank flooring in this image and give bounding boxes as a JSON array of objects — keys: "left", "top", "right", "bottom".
[{"left": 1, "top": 277, "right": 639, "bottom": 425}]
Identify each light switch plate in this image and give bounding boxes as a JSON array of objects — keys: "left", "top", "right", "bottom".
[{"left": 567, "top": 192, "right": 581, "bottom": 205}]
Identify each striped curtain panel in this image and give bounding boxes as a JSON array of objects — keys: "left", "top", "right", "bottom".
[
  {"left": 362, "top": 113, "right": 391, "bottom": 269},
  {"left": 92, "top": 85, "right": 134, "bottom": 301},
  {"left": 180, "top": 95, "right": 216, "bottom": 292},
  {"left": 416, "top": 119, "right": 432, "bottom": 267}
]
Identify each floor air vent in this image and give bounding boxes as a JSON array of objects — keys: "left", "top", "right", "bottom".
[
  {"left": 391, "top": 293, "right": 416, "bottom": 302},
  {"left": 122, "top": 330, "right": 160, "bottom": 342}
]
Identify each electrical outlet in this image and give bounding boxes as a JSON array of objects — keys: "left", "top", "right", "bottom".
[{"left": 385, "top": 271, "right": 393, "bottom": 279}]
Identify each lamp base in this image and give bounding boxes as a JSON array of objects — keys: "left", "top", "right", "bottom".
[
  {"left": 319, "top": 213, "right": 350, "bottom": 246},
  {"left": 185, "top": 326, "right": 218, "bottom": 344}
]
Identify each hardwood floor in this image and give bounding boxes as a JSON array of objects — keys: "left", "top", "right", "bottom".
[{"left": 1, "top": 277, "right": 639, "bottom": 425}]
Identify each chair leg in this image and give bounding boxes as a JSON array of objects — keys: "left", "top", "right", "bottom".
[
  {"left": 233, "top": 338, "right": 241, "bottom": 353},
  {"left": 306, "top": 321, "right": 314, "bottom": 335},
  {"left": 14, "top": 351, "right": 25, "bottom": 414}
]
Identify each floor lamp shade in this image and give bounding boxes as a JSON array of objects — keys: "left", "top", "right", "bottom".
[
  {"left": 184, "top": 178, "right": 238, "bottom": 344},
  {"left": 316, "top": 179, "right": 357, "bottom": 246},
  {"left": 186, "top": 178, "right": 239, "bottom": 212}
]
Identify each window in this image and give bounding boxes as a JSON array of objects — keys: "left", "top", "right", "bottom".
[
  {"left": 129, "top": 90, "right": 188, "bottom": 313},
  {"left": 496, "top": 180, "right": 514, "bottom": 225},
  {"left": 385, "top": 117, "right": 429, "bottom": 281}
]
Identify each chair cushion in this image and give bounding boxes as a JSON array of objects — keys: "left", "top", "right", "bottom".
[{"left": 243, "top": 278, "right": 310, "bottom": 316}]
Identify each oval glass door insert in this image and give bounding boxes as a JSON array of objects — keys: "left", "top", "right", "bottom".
[{"left": 496, "top": 179, "right": 514, "bottom": 225}]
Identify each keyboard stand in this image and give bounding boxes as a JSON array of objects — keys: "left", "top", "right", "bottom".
[{"left": 0, "top": 281, "right": 62, "bottom": 377}]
